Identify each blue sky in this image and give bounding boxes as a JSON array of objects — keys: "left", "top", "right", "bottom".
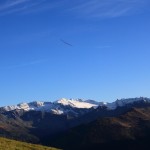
[{"left": 0, "top": 0, "right": 150, "bottom": 106}]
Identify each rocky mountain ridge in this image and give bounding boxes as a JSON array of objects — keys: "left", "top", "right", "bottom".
[{"left": 1, "top": 97, "right": 150, "bottom": 115}]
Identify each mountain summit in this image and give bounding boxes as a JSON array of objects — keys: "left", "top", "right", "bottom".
[
  {"left": 1, "top": 97, "right": 150, "bottom": 114},
  {"left": 1, "top": 98, "right": 99, "bottom": 115}
]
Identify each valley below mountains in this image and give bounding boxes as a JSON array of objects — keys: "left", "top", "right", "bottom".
[{"left": 0, "top": 97, "right": 150, "bottom": 150}]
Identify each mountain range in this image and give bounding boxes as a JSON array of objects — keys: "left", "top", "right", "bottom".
[
  {"left": 2, "top": 97, "right": 150, "bottom": 114},
  {"left": 0, "top": 97, "right": 150, "bottom": 150}
]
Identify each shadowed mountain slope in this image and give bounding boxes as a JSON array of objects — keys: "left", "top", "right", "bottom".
[
  {"left": 0, "top": 98, "right": 150, "bottom": 150},
  {"left": 49, "top": 107, "right": 150, "bottom": 150}
]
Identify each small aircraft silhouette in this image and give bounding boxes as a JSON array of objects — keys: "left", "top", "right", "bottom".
[{"left": 60, "top": 39, "right": 73, "bottom": 46}]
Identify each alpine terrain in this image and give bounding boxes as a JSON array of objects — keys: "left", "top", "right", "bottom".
[{"left": 0, "top": 97, "right": 150, "bottom": 150}]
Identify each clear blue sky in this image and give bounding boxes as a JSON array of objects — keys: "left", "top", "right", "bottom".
[{"left": 0, "top": 0, "right": 150, "bottom": 106}]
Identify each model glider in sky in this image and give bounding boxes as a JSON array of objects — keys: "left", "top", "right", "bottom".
[{"left": 60, "top": 39, "right": 73, "bottom": 46}]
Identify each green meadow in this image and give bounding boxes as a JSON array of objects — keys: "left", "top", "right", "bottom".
[{"left": 0, "top": 137, "right": 60, "bottom": 150}]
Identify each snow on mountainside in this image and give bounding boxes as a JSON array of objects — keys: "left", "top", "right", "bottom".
[
  {"left": 1, "top": 97, "right": 150, "bottom": 115},
  {"left": 55, "top": 98, "right": 98, "bottom": 108},
  {"left": 105, "top": 97, "right": 150, "bottom": 110},
  {"left": 1, "top": 98, "right": 99, "bottom": 115}
]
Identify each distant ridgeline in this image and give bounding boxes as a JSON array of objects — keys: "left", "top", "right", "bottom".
[{"left": 1, "top": 97, "right": 150, "bottom": 114}]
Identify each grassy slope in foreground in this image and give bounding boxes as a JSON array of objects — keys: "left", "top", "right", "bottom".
[{"left": 0, "top": 137, "right": 60, "bottom": 150}]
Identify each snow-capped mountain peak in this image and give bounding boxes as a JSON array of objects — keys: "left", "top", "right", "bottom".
[
  {"left": 55, "top": 98, "right": 98, "bottom": 108},
  {"left": 99, "top": 97, "right": 150, "bottom": 110},
  {"left": 1, "top": 98, "right": 99, "bottom": 115},
  {"left": 1, "top": 97, "right": 150, "bottom": 116}
]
